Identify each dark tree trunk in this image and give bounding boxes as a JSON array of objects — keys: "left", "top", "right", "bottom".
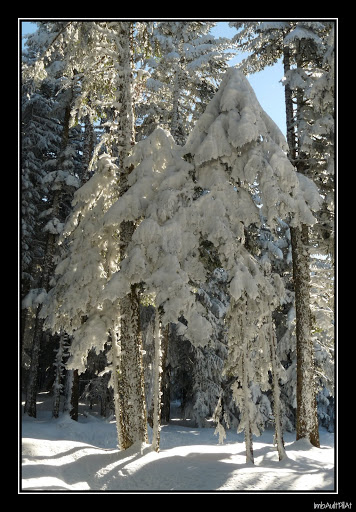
[
  {"left": 160, "top": 324, "right": 171, "bottom": 424},
  {"left": 283, "top": 45, "right": 320, "bottom": 447},
  {"left": 290, "top": 225, "right": 320, "bottom": 447}
]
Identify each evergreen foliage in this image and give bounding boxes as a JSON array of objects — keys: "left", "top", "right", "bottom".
[{"left": 21, "top": 20, "right": 335, "bottom": 461}]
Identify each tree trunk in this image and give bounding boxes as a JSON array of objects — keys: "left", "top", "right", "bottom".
[
  {"left": 52, "top": 335, "right": 65, "bottom": 418},
  {"left": 160, "top": 324, "right": 171, "bottom": 424},
  {"left": 170, "top": 67, "right": 181, "bottom": 143},
  {"left": 152, "top": 311, "right": 163, "bottom": 452},
  {"left": 117, "top": 286, "right": 148, "bottom": 449},
  {"left": 70, "top": 369, "right": 79, "bottom": 421},
  {"left": 63, "top": 369, "right": 79, "bottom": 420},
  {"left": 283, "top": 45, "right": 320, "bottom": 448},
  {"left": 63, "top": 370, "right": 73, "bottom": 415},
  {"left": 269, "top": 322, "right": 287, "bottom": 460},
  {"left": 290, "top": 225, "right": 320, "bottom": 446},
  {"left": 111, "top": 333, "right": 123, "bottom": 449},
  {"left": 23, "top": 309, "right": 43, "bottom": 417},
  {"left": 82, "top": 113, "right": 95, "bottom": 183},
  {"left": 283, "top": 46, "right": 297, "bottom": 163},
  {"left": 242, "top": 348, "right": 254, "bottom": 464},
  {"left": 112, "top": 22, "right": 148, "bottom": 450}
]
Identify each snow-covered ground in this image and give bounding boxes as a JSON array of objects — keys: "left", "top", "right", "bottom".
[{"left": 21, "top": 392, "right": 335, "bottom": 493}]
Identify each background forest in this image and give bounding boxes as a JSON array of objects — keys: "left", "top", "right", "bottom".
[{"left": 20, "top": 20, "right": 335, "bottom": 468}]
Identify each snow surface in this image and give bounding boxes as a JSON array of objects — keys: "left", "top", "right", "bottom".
[{"left": 21, "top": 393, "right": 335, "bottom": 493}]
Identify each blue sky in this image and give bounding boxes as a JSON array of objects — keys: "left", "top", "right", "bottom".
[{"left": 21, "top": 20, "right": 286, "bottom": 135}]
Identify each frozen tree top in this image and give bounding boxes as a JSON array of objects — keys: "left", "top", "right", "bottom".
[
  {"left": 184, "top": 67, "right": 321, "bottom": 228},
  {"left": 184, "top": 67, "right": 288, "bottom": 163}
]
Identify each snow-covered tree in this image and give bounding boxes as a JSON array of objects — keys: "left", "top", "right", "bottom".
[
  {"left": 165, "top": 267, "right": 230, "bottom": 429},
  {"left": 40, "top": 153, "right": 125, "bottom": 433},
  {"left": 284, "top": 24, "right": 335, "bottom": 259},
  {"left": 138, "top": 21, "right": 234, "bottom": 144},
  {"left": 22, "top": 31, "right": 82, "bottom": 416},
  {"left": 229, "top": 21, "right": 335, "bottom": 447},
  {"left": 26, "top": 21, "right": 151, "bottom": 447},
  {"left": 102, "top": 68, "right": 321, "bottom": 461},
  {"left": 183, "top": 67, "right": 322, "bottom": 461},
  {"left": 22, "top": 22, "right": 334, "bottom": 463},
  {"left": 21, "top": 77, "right": 60, "bottom": 291}
]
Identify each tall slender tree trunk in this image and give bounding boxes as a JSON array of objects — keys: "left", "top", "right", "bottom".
[
  {"left": 113, "top": 22, "right": 148, "bottom": 450},
  {"left": 242, "top": 347, "right": 254, "bottom": 465},
  {"left": 82, "top": 113, "right": 95, "bottom": 183},
  {"left": 290, "top": 225, "right": 320, "bottom": 446},
  {"left": 63, "top": 368, "right": 79, "bottom": 420},
  {"left": 160, "top": 324, "right": 171, "bottom": 423},
  {"left": 117, "top": 286, "right": 148, "bottom": 449},
  {"left": 170, "top": 67, "right": 181, "bottom": 143},
  {"left": 151, "top": 311, "right": 163, "bottom": 452},
  {"left": 283, "top": 46, "right": 320, "bottom": 447},
  {"left": 70, "top": 370, "right": 79, "bottom": 421},
  {"left": 268, "top": 322, "right": 287, "bottom": 460},
  {"left": 52, "top": 334, "right": 67, "bottom": 418}
]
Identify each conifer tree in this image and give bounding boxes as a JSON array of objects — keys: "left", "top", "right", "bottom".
[
  {"left": 138, "top": 21, "right": 234, "bottom": 144},
  {"left": 229, "top": 21, "right": 335, "bottom": 446},
  {"left": 22, "top": 22, "right": 334, "bottom": 460},
  {"left": 22, "top": 29, "right": 81, "bottom": 416},
  {"left": 103, "top": 69, "right": 320, "bottom": 461},
  {"left": 28, "top": 21, "right": 150, "bottom": 445}
]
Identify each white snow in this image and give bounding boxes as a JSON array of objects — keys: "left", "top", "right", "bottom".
[{"left": 21, "top": 393, "right": 335, "bottom": 493}]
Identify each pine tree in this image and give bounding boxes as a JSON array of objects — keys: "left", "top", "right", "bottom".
[
  {"left": 106, "top": 21, "right": 148, "bottom": 450},
  {"left": 22, "top": 30, "right": 81, "bottom": 416},
  {"left": 27, "top": 21, "right": 152, "bottom": 445},
  {"left": 283, "top": 22, "right": 334, "bottom": 447},
  {"left": 184, "top": 68, "right": 321, "bottom": 461},
  {"left": 52, "top": 334, "right": 70, "bottom": 418},
  {"left": 229, "top": 20, "right": 335, "bottom": 447},
  {"left": 40, "top": 153, "right": 121, "bottom": 422},
  {"left": 22, "top": 22, "right": 334, "bottom": 459},
  {"left": 138, "top": 21, "right": 234, "bottom": 144},
  {"left": 103, "top": 69, "right": 320, "bottom": 462}
]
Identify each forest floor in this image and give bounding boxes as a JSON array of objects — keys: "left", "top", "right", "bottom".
[{"left": 20, "top": 392, "right": 335, "bottom": 494}]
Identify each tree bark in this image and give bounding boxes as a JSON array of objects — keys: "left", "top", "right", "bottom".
[
  {"left": 269, "top": 322, "right": 287, "bottom": 460},
  {"left": 283, "top": 45, "right": 320, "bottom": 448},
  {"left": 290, "top": 225, "right": 320, "bottom": 446},
  {"left": 117, "top": 285, "right": 148, "bottom": 449},
  {"left": 160, "top": 324, "right": 171, "bottom": 423},
  {"left": 112, "top": 22, "right": 148, "bottom": 450},
  {"left": 70, "top": 369, "right": 79, "bottom": 421},
  {"left": 242, "top": 347, "right": 254, "bottom": 464},
  {"left": 82, "top": 113, "right": 94, "bottom": 183},
  {"left": 170, "top": 67, "right": 181, "bottom": 143},
  {"left": 151, "top": 311, "right": 163, "bottom": 452},
  {"left": 63, "top": 369, "right": 79, "bottom": 420},
  {"left": 111, "top": 333, "right": 123, "bottom": 449},
  {"left": 283, "top": 46, "right": 296, "bottom": 163},
  {"left": 52, "top": 335, "right": 65, "bottom": 418}
]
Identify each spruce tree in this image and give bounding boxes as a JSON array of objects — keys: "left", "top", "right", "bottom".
[
  {"left": 22, "top": 27, "right": 81, "bottom": 416},
  {"left": 229, "top": 20, "right": 335, "bottom": 446},
  {"left": 103, "top": 69, "right": 321, "bottom": 462},
  {"left": 138, "top": 21, "right": 234, "bottom": 144},
  {"left": 28, "top": 21, "right": 151, "bottom": 445}
]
